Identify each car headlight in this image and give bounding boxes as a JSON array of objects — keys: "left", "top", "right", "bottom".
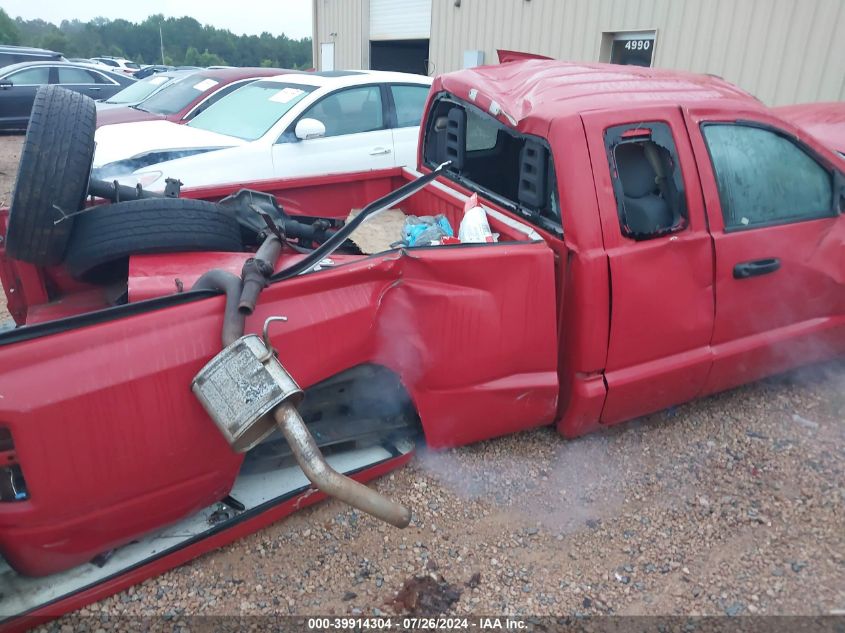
[{"left": 135, "top": 171, "right": 163, "bottom": 188}]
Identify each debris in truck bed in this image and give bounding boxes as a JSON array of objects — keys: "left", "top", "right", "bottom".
[
  {"left": 346, "top": 208, "right": 407, "bottom": 254},
  {"left": 403, "top": 214, "right": 454, "bottom": 247}
]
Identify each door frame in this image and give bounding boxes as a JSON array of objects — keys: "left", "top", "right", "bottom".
[
  {"left": 581, "top": 105, "right": 716, "bottom": 424},
  {"left": 682, "top": 104, "right": 845, "bottom": 392},
  {"left": 320, "top": 42, "right": 335, "bottom": 72}
]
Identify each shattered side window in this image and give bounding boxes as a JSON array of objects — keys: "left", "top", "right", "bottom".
[
  {"left": 702, "top": 124, "right": 834, "bottom": 230},
  {"left": 605, "top": 122, "right": 688, "bottom": 240}
]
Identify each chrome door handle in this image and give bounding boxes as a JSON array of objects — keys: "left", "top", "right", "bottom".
[{"left": 369, "top": 147, "right": 392, "bottom": 155}]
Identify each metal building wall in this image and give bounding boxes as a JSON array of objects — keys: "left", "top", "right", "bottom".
[
  {"left": 313, "top": 0, "right": 370, "bottom": 70},
  {"left": 314, "top": 0, "right": 845, "bottom": 106},
  {"left": 428, "top": 0, "right": 845, "bottom": 105}
]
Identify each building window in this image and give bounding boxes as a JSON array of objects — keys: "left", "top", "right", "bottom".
[{"left": 602, "top": 30, "right": 656, "bottom": 67}]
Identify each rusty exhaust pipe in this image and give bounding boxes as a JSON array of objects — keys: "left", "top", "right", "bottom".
[
  {"left": 192, "top": 269, "right": 245, "bottom": 347},
  {"left": 192, "top": 316, "right": 413, "bottom": 528},
  {"left": 273, "top": 402, "right": 411, "bottom": 528},
  {"left": 239, "top": 235, "right": 282, "bottom": 316}
]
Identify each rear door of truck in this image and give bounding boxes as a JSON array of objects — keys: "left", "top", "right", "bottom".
[
  {"left": 683, "top": 106, "right": 845, "bottom": 393},
  {"left": 581, "top": 106, "right": 715, "bottom": 424}
]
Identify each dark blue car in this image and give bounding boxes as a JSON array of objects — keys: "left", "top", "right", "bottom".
[{"left": 0, "top": 61, "right": 135, "bottom": 131}]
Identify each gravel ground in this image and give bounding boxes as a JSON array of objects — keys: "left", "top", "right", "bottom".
[
  {"left": 63, "top": 363, "right": 840, "bottom": 621},
  {"left": 1, "top": 134, "right": 843, "bottom": 622}
]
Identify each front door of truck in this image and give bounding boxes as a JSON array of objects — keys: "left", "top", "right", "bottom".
[
  {"left": 684, "top": 108, "right": 845, "bottom": 393},
  {"left": 581, "top": 107, "right": 715, "bottom": 424}
]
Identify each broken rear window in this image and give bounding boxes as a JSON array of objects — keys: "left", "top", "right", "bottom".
[{"left": 423, "top": 95, "right": 561, "bottom": 237}]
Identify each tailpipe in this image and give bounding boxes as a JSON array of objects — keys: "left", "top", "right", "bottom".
[
  {"left": 192, "top": 316, "right": 412, "bottom": 528},
  {"left": 274, "top": 403, "right": 411, "bottom": 528}
]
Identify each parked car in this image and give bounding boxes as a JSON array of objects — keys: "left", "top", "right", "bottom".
[
  {"left": 0, "top": 61, "right": 842, "bottom": 625},
  {"left": 73, "top": 58, "right": 115, "bottom": 71},
  {"left": 0, "top": 45, "right": 63, "bottom": 69},
  {"left": 132, "top": 64, "right": 174, "bottom": 80},
  {"left": 0, "top": 61, "right": 135, "bottom": 130},
  {"left": 89, "top": 56, "right": 141, "bottom": 75},
  {"left": 96, "top": 69, "right": 194, "bottom": 112},
  {"left": 93, "top": 70, "right": 433, "bottom": 189},
  {"left": 96, "top": 67, "right": 292, "bottom": 127},
  {"left": 775, "top": 102, "right": 845, "bottom": 156}
]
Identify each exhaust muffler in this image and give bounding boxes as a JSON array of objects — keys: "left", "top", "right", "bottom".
[{"left": 192, "top": 317, "right": 411, "bottom": 528}]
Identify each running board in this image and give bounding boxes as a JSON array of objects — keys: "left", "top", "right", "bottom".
[{"left": 0, "top": 439, "right": 413, "bottom": 621}]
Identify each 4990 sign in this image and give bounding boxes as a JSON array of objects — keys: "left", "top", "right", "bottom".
[{"left": 610, "top": 35, "right": 656, "bottom": 66}]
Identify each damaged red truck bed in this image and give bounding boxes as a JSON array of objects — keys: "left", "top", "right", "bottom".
[{"left": 0, "top": 60, "right": 843, "bottom": 626}]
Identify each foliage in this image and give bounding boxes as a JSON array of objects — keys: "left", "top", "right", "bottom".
[
  {"left": 0, "top": 9, "right": 19, "bottom": 44},
  {"left": 1, "top": 11, "right": 311, "bottom": 69}
]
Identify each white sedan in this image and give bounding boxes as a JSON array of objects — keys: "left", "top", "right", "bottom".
[{"left": 92, "top": 70, "right": 433, "bottom": 191}]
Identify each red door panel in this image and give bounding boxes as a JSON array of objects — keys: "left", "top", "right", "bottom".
[
  {"left": 683, "top": 107, "right": 845, "bottom": 394},
  {"left": 581, "top": 106, "right": 715, "bottom": 424},
  {"left": 0, "top": 239, "right": 559, "bottom": 577}
]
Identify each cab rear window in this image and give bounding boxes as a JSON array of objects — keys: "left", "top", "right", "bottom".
[{"left": 423, "top": 95, "right": 561, "bottom": 236}]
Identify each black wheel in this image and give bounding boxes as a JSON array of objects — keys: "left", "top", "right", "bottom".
[
  {"left": 65, "top": 198, "right": 244, "bottom": 281},
  {"left": 5, "top": 85, "right": 96, "bottom": 265}
]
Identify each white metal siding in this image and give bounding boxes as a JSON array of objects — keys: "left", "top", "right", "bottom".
[
  {"left": 370, "top": 0, "right": 432, "bottom": 40},
  {"left": 426, "top": 0, "right": 845, "bottom": 105},
  {"left": 314, "top": 0, "right": 845, "bottom": 105},
  {"left": 314, "top": 0, "right": 368, "bottom": 70}
]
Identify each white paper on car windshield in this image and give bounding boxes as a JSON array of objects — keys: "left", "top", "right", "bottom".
[
  {"left": 269, "top": 87, "right": 305, "bottom": 103},
  {"left": 193, "top": 78, "right": 219, "bottom": 91},
  {"left": 149, "top": 76, "right": 168, "bottom": 85}
]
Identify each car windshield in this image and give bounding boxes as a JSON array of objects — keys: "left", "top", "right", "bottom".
[
  {"left": 103, "top": 74, "right": 173, "bottom": 104},
  {"left": 188, "top": 80, "right": 315, "bottom": 141},
  {"left": 141, "top": 74, "right": 223, "bottom": 115}
]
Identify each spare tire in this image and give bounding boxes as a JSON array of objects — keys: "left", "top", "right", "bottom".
[
  {"left": 65, "top": 198, "right": 244, "bottom": 281},
  {"left": 5, "top": 85, "right": 96, "bottom": 265}
]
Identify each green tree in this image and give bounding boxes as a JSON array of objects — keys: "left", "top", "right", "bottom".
[
  {"left": 197, "top": 49, "right": 225, "bottom": 66},
  {"left": 183, "top": 45, "right": 200, "bottom": 66},
  {"left": 2, "top": 12, "right": 312, "bottom": 67},
  {"left": 0, "top": 8, "right": 19, "bottom": 44},
  {"left": 40, "top": 31, "right": 69, "bottom": 54}
]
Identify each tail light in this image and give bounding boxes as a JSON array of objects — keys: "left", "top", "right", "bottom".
[{"left": 0, "top": 427, "right": 28, "bottom": 502}]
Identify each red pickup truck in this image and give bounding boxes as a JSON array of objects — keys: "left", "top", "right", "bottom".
[{"left": 0, "top": 60, "right": 843, "bottom": 624}]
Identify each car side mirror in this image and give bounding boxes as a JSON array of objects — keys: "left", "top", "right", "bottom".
[
  {"left": 0, "top": 80, "right": 12, "bottom": 89},
  {"left": 295, "top": 118, "right": 326, "bottom": 141}
]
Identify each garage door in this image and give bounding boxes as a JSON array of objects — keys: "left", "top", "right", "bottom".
[{"left": 370, "top": 0, "right": 431, "bottom": 40}]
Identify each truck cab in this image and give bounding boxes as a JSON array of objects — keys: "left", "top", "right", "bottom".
[{"left": 419, "top": 60, "right": 845, "bottom": 436}]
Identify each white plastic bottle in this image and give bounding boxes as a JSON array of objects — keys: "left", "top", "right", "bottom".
[{"left": 458, "top": 193, "right": 495, "bottom": 243}]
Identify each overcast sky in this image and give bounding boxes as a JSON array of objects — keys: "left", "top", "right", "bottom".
[{"left": 3, "top": 0, "right": 313, "bottom": 39}]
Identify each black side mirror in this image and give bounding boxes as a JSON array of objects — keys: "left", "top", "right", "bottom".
[{"left": 0, "top": 79, "right": 12, "bottom": 89}]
